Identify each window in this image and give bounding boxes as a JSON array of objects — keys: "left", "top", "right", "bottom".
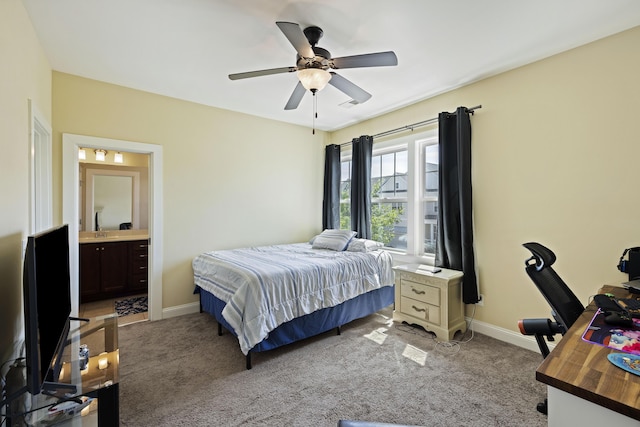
[{"left": 340, "top": 131, "right": 438, "bottom": 257}]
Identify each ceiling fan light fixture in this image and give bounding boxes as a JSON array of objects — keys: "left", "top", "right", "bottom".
[{"left": 297, "top": 68, "right": 331, "bottom": 92}]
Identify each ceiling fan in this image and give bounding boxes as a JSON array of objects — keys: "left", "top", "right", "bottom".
[{"left": 228, "top": 22, "right": 398, "bottom": 110}]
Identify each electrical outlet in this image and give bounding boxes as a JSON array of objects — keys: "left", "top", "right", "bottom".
[{"left": 477, "top": 294, "right": 484, "bottom": 306}]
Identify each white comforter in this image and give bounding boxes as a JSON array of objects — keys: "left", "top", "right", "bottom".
[{"left": 192, "top": 243, "right": 393, "bottom": 355}]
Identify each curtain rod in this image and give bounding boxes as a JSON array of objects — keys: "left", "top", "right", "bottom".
[{"left": 340, "top": 104, "right": 482, "bottom": 147}]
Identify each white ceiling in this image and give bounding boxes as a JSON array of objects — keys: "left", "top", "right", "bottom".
[{"left": 22, "top": 0, "right": 640, "bottom": 132}]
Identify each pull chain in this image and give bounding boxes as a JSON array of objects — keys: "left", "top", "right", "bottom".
[{"left": 312, "top": 89, "right": 317, "bottom": 135}]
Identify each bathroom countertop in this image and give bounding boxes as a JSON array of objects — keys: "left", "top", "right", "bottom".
[{"left": 79, "top": 229, "right": 149, "bottom": 244}]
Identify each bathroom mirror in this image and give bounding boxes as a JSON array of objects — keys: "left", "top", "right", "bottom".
[
  {"left": 94, "top": 175, "right": 133, "bottom": 230},
  {"left": 85, "top": 169, "right": 140, "bottom": 231}
]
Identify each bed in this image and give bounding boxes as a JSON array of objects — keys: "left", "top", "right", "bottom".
[{"left": 192, "top": 232, "right": 394, "bottom": 369}]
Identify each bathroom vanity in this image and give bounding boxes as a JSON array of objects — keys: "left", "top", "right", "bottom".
[{"left": 79, "top": 230, "right": 149, "bottom": 302}]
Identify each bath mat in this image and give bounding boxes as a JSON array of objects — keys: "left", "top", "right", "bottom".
[{"left": 115, "top": 296, "right": 148, "bottom": 317}]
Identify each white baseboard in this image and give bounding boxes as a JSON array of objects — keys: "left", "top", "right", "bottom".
[
  {"left": 162, "top": 301, "right": 200, "bottom": 319},
  {"left": 468, "top": 317, "right": 556, "bottom": 354}
]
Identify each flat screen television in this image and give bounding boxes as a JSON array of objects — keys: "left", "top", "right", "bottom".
[{"left": 22, "top": 224, "right": 73, "bottom": 395}]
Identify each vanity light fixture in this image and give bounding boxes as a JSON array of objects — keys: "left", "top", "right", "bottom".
[
  {"left": 114, "top": 152, "right": 124, "bottom": 164},
  {"left": 95, "top": 149, "right": 107, "bottom": 162},
  {"left": 78, "top": 148, "right": 86, "bottom": 160}
]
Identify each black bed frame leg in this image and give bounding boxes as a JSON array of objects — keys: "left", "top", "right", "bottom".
[
  {"left": 246, "top": 352, "right": 252, "bottom": 370},
  {"left": 336, "top": 325, "right": 341, "bottom": 335},
  {"left": 217, "top": 322, "right": 223, "bottom": 336}
]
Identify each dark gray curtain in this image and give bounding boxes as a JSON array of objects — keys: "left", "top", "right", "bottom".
[
  {"left": 322, "top": 144, "right": 341, "bottom": 230},
  {"left": 436, "top": 107, "right": 479, "bottom": 304},
  {"left": 350, "top": 135, "right": 373, "bottom": 239}
]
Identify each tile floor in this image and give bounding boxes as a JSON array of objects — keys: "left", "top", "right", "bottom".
[{"left": 79, "top": 294, "right": 148, "bottom": 326}]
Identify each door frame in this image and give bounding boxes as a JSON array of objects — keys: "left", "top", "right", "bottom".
[
  {"left": 62, "top": 134, "right": 163, "bottom": 321},
  {"left": 28, "top": 99, "right": 53, "bottom": 233}
]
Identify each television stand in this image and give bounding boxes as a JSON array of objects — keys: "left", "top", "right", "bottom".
[
  {"left": 41, "top": 381, "right": 77, "bottom": 397},
  {"left": 12, "top": 314, "right": 120, "bottom": 426}
]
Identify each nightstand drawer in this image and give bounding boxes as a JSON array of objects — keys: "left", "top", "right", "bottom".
[
  {"left": 400, "top": 280, "right": 440, "bottom": 306},
  {"left": 400, "top": 296, "right": 440, "bottom": 324}
]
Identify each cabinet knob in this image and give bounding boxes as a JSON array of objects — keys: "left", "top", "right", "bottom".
[{"left": 411, "top": 287, "right": 426, "bottom": 295}]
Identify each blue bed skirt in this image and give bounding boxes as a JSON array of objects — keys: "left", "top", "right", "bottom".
[{"left": 195, "top": 285, "right": 394, "bottom": 353}]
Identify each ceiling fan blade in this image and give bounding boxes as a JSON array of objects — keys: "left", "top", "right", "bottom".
[
  {"left": 328, "top": 72, "right": 372, "bottom": 104},
  {"left": 229, "top": 66, "right": 297, "bottom": 80},
  {"left": 284, "top": 81, "right": 307, "bottom": 110},
  {"left": 331, "top": 51, "right": 398, "bottom": 69},
  {"left": 276, "top": 21, "right": 314, "bottom": 59}
]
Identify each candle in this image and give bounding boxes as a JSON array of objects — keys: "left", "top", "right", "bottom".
[{"left": 98, "top": 352, "right": 109, "bottom": 370}]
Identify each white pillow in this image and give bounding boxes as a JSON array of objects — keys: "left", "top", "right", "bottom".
[
  {"left": 311, "top": 229, "right": 357, "bottom": 251},
  {"left": 346, "top": 238, "right": 384, "bottom": 252}
]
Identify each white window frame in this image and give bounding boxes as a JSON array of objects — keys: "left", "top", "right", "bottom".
[{"left": 340, "top": 129, "right": 438, "bottom": 265}]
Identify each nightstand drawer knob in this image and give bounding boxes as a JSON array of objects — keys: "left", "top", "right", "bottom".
[{"left": 411, "top": 287, "right": 426, "bottom": 295}]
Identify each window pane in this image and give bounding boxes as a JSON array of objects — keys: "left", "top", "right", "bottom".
[
  {"left": 340, "top": 160, "right": 351, "bottom": 201},
  {"left": 380, "top": 152, "right": 395, "bottom": 177},
  {"left": 340, "top": 160, "right": 351, "bottom": 229},
  {"left": 340, "top": 201, "right": 351, "bottom": 230},
  {"left": 424, "top": 144, "right": 438, "bottom": 197},
  {"left": 371, "top": 155, "right": 381, "bottom": 178},
  {"left": 341, "top": 161, "right": 351, "bottom": 183},
  {"left": 424, "top": 200, "right": 438, "bottom": 254},
  {"left": 340, "top": 181, "right": 350, "bottom": 201},
  {"left": 371, "top": 201, "right": 407, "bottom": 248},
  {"left": 374, "top": 150, "right": 408, "bottom": 198},
  {"left": 395, "top": 150, "right": 408, "bottom": 174}
]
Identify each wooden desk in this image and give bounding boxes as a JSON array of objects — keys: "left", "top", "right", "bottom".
[{"left": 536, "top": 285, "right": 640, "bottom": 426}]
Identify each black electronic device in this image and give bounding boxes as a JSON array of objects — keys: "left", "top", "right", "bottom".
[
  {"left": 617, "top": 247, "right": 640, "bottom": 280},
  {"left": 623, "top": 280, "right": 640, "bottom": 294},
  {"left": 593, "top": 294, "right": 634, "bottom": 327},
  {"left": 22, "top": 224, "right": 75, "bottom": 396}
]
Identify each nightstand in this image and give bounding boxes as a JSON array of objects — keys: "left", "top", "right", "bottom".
[{"left": 392, "top": 264, "right": 466, "bottom": 341}]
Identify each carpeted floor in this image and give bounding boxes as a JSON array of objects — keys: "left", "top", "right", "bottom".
[{"left": 118, "top": 307, "right": 547, "bottom": 426}]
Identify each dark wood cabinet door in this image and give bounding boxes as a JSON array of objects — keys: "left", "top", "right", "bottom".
[
  {"left": 80, "top": 243, "right": 103, "bottom": 301},
  {"left": 100, "top": 242, "right": 128, "bottom": 294}
]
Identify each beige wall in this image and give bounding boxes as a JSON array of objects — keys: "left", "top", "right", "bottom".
[
  {"left": 3, "top": 1, "right": 639, "bottom": 364},
  {"left": 52, "top": 72, "right": 327, "bottom": 308},
  {"left": 331, "top": 26, "right": 640, "bottom": 331},
  {"left": 0, "top": 0, "right": 52, "bottom": 364}
]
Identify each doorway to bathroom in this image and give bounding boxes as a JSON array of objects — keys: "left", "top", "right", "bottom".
[{"left": 62, "top": 134, "right": 163, "bottom": 322}]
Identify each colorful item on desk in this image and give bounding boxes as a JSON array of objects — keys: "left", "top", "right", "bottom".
[
  {"left": 581, "top": 309, "right": 640, "bottom": 356},
  {"left": 607, "top": 353, "right": 640, "bottom": 376}
]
